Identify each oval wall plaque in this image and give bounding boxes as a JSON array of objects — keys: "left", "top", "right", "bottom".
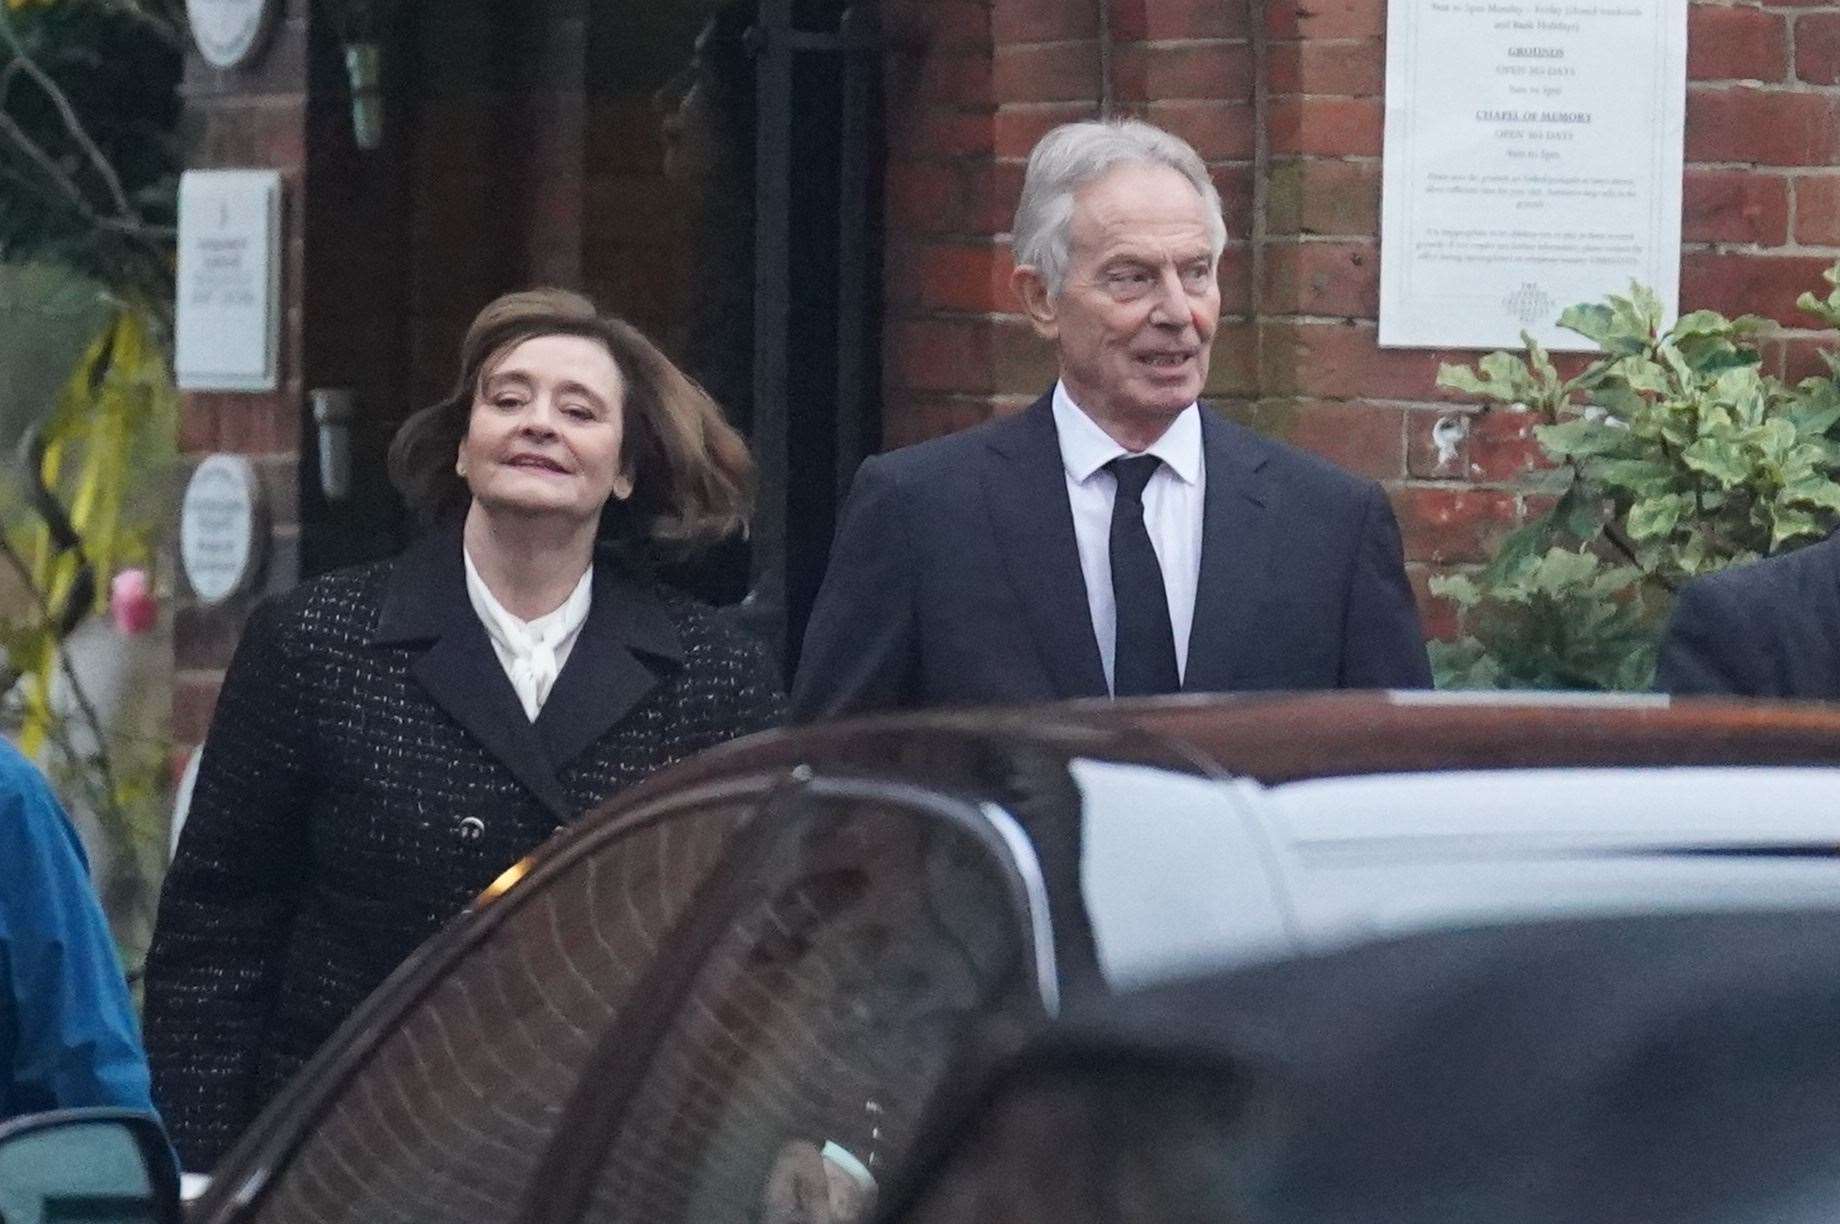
[
  {"left": 181, "top": 454, "right": 266, "bottom": 604},
  {"left": 187, "top": 0, "right": 281, "bottom": 70}
]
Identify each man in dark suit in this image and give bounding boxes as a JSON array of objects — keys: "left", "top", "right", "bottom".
[
  {"left": 792, "top": 119, "right": 1429, "bottom": 721},
  {"left": 1657, "top": 532, "right": 1840, "bottom": 698}
]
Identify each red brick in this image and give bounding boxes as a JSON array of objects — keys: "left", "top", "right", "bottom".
[
  {"left": 1267, "top": 0, "right": 1384, "bottom": 39},
  {"left": 1204, "top": 321, "right": 1260, "bottom": 397},
  {"left": 1212, "top": 164, "right": 1257, "bottom": 237},
  {"left": 917, "top": 241, "right": 1015, "bottom": 313},
  {"left": 1267, "top": 40, "right": 1385, "bottom": 96},
  {"left": 972, "top": 160, "right": 1029, "bottom": 232},
  {"left": 173, "top": 603, "right": 251, "bottom": 673},
  {"left": 888, "top": 159, "right": 965, "bottom": 233},
  {"left": 179, "top": 395, "right": 219, "bottom": 455},
  {"left": 1218, "top": 244, "right": 1253, "bottom": 315},
  {"left": 995, "top": 102, "right": 1102, "bottom": 157},
  {"left": 172, "top": 672, "right": 225, "bottom": 748},
  {"left": 884, "top": 394, "right": 1001, "bottom": 448},
  {"left": 197, "top": 99, "right": 305, "bottom": 171},
  {"left": 1138, "top": 99, "right": 1256, "bottom": 159},
  {"left": 1797, "top": 13, "right": 1840, "bottom": 84},
  {"left": 1393, "top": 487, "right": 1524, "bottom": 564},
  {"left": 889, "top": 107, "right": 995, "bottom": 159},
  {"left": 1794, "top": 175, "right": 1840, "bottom": 244},
  {"left": 1267, "top": 96, "right": 1384, "bottom": 156},
  {"left": 215, "top": 393, "right": 297, "bottom": 454},
  {"left": 253, "top": 456, "right": 300, "bottom": 531},
  {"left": 1468, "top": 407, "right": 1551, "bottom": 482},
  {"left": 1261, "top": 320, "right": 1461, "bottom": 399},
  {"left": 1682, "top": 170, "right": 1790, "bottom": 244},
  {"left": 993, "top": 40, "right": 1102, "bottom": 103},
  {"left": 1763, "top": 336, "right": 1836, "bottom": 382},
  {"left": 885, "top": 0, "right": 992, "bottom": 49},
  {"left": 915, "top": 50, "right": 996, "bottom": 106},
  {"left": 1236, "top": 399, "right": 1406, "bottom": 479},
  {"left": 892, "top": 318, "right": 996, "bottom": 393},
  {"left": 1267, "top": 158, "right": 1381, "bottom": 236},
  {"left": 1685, "top": 87, "right": 1840, "bottom": 165},
  {"left": 993, "top": 0, "right": 1098, "bottom": 42},
  {"left": 1262, "top": 239, "right": 1379, "bottom": 318},
  {"left": 1689, "top": 5, "right": 1789, "bottom": 81},
  {"left": 888, "top": 157, "right": 1011, "bottom": 237},
  {"left": 1407, "top": 563, "right": 1462, "bottom": 641},
  {"left": 1679, "top": 252, "right": 1839, "bottom": 325},
  {"left": 1113, "top": 42, "right": 1255, "bottom": 103},
  {"left": 994, "top": 314, "right": 1062, "bottom": 392},
  {"left": 1111, "top": 0, "right": 1250, "bottom": 40}
]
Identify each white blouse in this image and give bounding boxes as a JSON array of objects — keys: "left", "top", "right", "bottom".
[{"left": 462, "top": 548, "right": 593, "bottom": 721}]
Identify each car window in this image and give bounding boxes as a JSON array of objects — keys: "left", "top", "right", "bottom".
[
  {"left": 547, "top": 784, "right": 1052, "bottom": 1224},
  {"left": 238, "top": 792, "right": 755, "bottom": 1224}
]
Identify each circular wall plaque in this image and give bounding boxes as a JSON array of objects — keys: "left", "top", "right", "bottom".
[
  {"left": 187, "top": 0, "right": 281, "bottom": 70},
  {"left": 181, "top": 454, "right": 266, "bottom": 604}
]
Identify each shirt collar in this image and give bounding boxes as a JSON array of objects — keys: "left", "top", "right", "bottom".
[
  {"left": 1051, "top": 380, "right": 1203, "bottom": 486},
  {"left": 462, "top": 546, "right": 594, "bottom": 650}
]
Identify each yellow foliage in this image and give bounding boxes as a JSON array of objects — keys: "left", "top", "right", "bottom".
[{"left": 11, "top": 303, "right": 176, "bottom": 756}]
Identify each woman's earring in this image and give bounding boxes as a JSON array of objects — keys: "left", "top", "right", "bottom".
[
  {"left": 456, "top": 454, "right": 469, "bottom": 478},
  {"left": 612, "top": 474, "right": 634, "bottom": 501}
]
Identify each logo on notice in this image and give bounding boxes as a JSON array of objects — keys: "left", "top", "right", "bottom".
[{"left": 1503, "top": 282, "right": 1554, "bottom": 327}]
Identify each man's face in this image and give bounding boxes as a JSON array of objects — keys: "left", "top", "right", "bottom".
[{"left": 1018, "top": 162, "right": 1221, "bottom": 441}]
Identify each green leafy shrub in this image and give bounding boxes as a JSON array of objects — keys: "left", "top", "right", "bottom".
[{"left": 1432, "top": 274, "right": 1840, "bottom": 690}]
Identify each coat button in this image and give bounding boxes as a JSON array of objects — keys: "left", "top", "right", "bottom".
[{"left": 457, "top": 816, "right": 486, "bottom": 843}]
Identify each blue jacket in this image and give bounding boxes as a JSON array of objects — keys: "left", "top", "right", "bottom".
[{"left": 0, "top": 739, "right": 155, "bottom": 1120}]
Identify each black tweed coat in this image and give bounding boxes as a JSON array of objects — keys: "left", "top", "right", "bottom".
[{"left": 142, "top": 526, "right": 784, "bottom": 1171}]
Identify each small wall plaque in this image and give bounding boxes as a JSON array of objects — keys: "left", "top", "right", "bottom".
[
  {"left": 187, "top": 0, "right": 282, "bottom": 70},
  {"left": 181, "top": 455, "right": 266, "bottom": 605},
  {"left": 176, "top": 169, "right": 283, "bottom": 393}
]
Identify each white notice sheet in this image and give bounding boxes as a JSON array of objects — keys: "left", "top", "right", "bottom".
[{"left": 1379, "top": 0, "right": 1686, "bottom": 349}]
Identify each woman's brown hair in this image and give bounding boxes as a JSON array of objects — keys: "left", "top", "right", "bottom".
[{"left": 387, "top": 287, "right": 755, "bottom": 551}]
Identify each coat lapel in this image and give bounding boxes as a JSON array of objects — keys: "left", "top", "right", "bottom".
[
  {"left": 374, "top": 525, "right": 572, "bottom": 820},
  {"left": 1183, "top": 411, "right": 1275, "bottom": 693},
  {"left": 982, "top": 394, "right": 1108, "bottom": 700},
  {"left": 533, "top": 557, "right": 683, "bottom": 772}
]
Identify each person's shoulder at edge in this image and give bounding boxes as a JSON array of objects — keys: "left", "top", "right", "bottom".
[{"left": 1678, "top": 528, "right": 1840, "bottom": 607}]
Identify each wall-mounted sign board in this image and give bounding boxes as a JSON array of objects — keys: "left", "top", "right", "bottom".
[
  {"left": 1379, "top": 0, "right": 1687, "bottom": 350},
  {"left": 187, "top": 0, "right": 282, "bottom": 70},
  {"left": 175, "top": 169, "right": 283, "bottom": 392},
  {"left": 181, "top": 454, "right": 267, "bottom": 605}
]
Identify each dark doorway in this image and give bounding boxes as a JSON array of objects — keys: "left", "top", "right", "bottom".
[
  {"left": 302, "top": 0, "right": 883, "bottom": 684},
  {"left": 589, "top": 0, "right": 883, "bottom": 675}
]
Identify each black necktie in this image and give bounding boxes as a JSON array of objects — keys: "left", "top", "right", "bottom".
[{"left": 1106, "top": 455, "right": 1179, "bottom": 697}]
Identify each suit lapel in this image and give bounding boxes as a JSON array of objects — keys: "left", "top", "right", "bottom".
[
  {"left": 982, "top": 394, "right": 1108, "bottom": 700},
  {"left": 534, "top": 557, "right": 683, "bottom": 773},
  {"left": 372, "top": 525, "right": 568, "bottom": 823},
  {"left": 1184, "top": 410, "right": 1274, "bottom": 692}
]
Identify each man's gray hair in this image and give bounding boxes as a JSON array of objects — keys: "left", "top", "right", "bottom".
[{"left": 1011, "top": 118, "right": 1227, "bottom": 295}]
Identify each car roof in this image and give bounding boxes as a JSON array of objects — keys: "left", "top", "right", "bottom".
[{"left": 656, "top": 692, "right": 1840, "bottom": 800}]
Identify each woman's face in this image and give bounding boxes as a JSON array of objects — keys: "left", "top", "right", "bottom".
[{"left": 458, "top": 333, "right": 629, "bottom": 525}]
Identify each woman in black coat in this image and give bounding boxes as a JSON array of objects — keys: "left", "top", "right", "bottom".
[{"left": 143, "top": 289, "right": 784, "bottom": 1171}]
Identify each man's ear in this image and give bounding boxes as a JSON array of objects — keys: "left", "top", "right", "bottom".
[{"left": 1012, "top": 266, "right": 1059, "bottom": 342}]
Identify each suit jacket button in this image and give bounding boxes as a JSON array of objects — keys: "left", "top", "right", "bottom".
[{"left": 457, "top": 816, "right": 486, "bottom": 843}]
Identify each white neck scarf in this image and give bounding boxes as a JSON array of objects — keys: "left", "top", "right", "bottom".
[{"left": 462, "top": 548, "right": 594, "bottom": 721}]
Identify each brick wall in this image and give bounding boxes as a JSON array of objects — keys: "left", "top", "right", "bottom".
[
  {"left": 880, "top": 0, "right": 1840, "bottom": 641},
  {"left": 172, "top": 0, "right": 311, "bottom": 751}
]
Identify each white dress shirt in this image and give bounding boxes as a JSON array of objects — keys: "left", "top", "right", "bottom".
[
  {"left": 462, "top": 548, "right": 594, "bottom": 721},
  {"left": 1051, "top": 381, "right": 1205, "bottom": 694}
]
